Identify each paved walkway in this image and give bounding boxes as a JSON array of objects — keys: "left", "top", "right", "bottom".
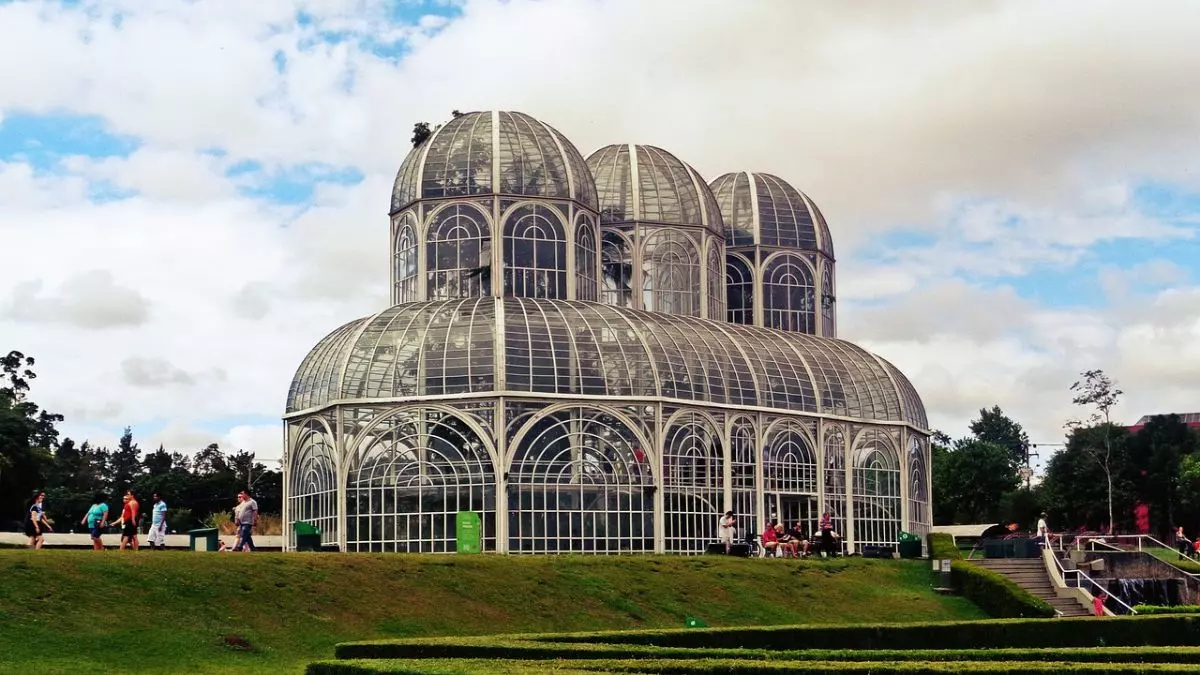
[{"left": 1, "top": 532, "right": 283, "bottom": 550}]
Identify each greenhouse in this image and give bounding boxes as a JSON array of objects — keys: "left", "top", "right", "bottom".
[{"left": 283, "top": 110, "right": 931, "bottom": 554}]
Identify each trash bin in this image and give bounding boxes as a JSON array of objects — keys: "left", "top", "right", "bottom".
[
  {"left": 897, "top": 531, "right": 922, "bottom": 559},
  {"left": 294, "top": 521, "right": 322, "bottom": 552},
  {"left": 188, "top": 527, "right": 219, "bottom": 552}
]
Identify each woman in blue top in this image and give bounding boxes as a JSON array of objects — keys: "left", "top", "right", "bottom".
[
  {"left": 80, "top": 493, "right": 109, "bottom": 551},
  {"left": 25, "top": 491, "right": 52, "bottom": 549}
]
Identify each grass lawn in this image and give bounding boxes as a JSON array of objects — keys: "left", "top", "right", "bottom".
[{"left": 0, "top": 550, "right": 984, "bottom": 675}]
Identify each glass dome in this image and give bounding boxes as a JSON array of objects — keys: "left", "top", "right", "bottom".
[
  {"left": 286, "top": 297, "right": 927, "bottom": 429},
  {"left": 586, "top": 144, "right": 723, "bottom": 236},
  {"left": 709, "top": 171, "right": 834, "bottom": 255},
  {"left": 391, "top": 111, "right": 598, "bottom": 214}
]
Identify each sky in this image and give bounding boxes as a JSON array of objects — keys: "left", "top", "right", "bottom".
[{"left": 1, "top": 0, "right": 1198, "bottom": 469}]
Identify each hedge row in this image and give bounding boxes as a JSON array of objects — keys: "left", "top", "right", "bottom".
[
  {"left": 334, "top": 640, "right": 1200, "bottom": 664},
  {"left": 928, "top": 532, "right": 1055, "bottom": 619},
  {"left": 1133, "top": 606, "right": 1200, "bottom": 615},
  {"left": 539, "top": 615, "right": 1200, "bottom": 650},
  {"left": 309, "top": 658, "right": 1200, "bottom": 675}
]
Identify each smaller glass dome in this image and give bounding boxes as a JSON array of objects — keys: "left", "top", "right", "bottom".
[
  {"left": 709, "top": 171, "right": 833, "bottom": 256},
  {"left": 391, "top": 111, "right": 598, "bottom": 213},
  {"left": 586, "top": 144, "right": 723, "bottom": 236}
]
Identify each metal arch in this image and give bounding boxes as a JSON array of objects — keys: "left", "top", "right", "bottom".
[
  {"left": 537, "top": 116, "right": 583, "bottom": 208},
  {"left": 339, "top": 402, "right": 502, "bottom": 482},
  {"left": 504, "top": 400, "right": 659, "bottom": 484},
  {"left": 744, "top": 171, "right": 762, "bottom": 244},
  {"left": 423, "top": 199, "right": 497, "bottom": 235},
  {"left": 702, "top": 320, "right": 770, "bottom": 409},
  {"left": 866, "top": 351, "right": 915, "bottom": 427},
  {"left": 848, "top": 427, "right": 901, "bottom": 468},
  {"left": 627, "top": 144, "right": 643, "bottom": 221},
  {"left": 411, "top": 118, "right": 451, "bottom": 207},
  {"left": 761, "top": 415, "right": 819, "bottom": 454},
  {"left": 759, "top": 248, "right": 819, "bottom": 279},
  {"left": 497, "top": 199, "right": 570, "bottom": 232},
  {"left": 663, "top": 406, "right": 723, "bottom": 439},
  {"left": 797, "top": 189, "right": 834, "bottom": 259}
]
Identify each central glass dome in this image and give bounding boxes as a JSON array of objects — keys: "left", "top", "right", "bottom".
[{"left": 391, "top": 111, "right": 598, "bottom": 214}]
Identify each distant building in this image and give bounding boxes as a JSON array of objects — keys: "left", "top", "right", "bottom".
[{"left": 1126, "top": 413, "right": 1200, "bottom": 434}]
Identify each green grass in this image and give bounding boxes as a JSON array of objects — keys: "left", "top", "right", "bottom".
[
  {"left": 1143, "top": 547, "right": 1200, "bottom": 574},
  {"left": 0, "top": 550, "right": 983, "bottom": 675}
]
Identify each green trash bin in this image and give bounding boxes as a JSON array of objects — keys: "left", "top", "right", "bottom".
[
  {"left": 294, "top": 521, "right": 322, "bottom": 552},
  {"left": 897, "top": 531, "right": 922, "bottom": 559},
  {"left": 188, "top": 527, "right": 219, "bottom": 552}
]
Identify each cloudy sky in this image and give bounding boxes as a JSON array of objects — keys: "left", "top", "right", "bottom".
[{"left": 2, "top": 0, "right": 1198, "bottom": 469}]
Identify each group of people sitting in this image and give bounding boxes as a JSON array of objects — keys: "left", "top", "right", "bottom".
[{"left": 717, "top": 510, "right": 843, "bottom": 557}]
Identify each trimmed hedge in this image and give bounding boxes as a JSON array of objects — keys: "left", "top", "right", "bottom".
[
  {"left": 334, "top": 639, "right": 1200, "bottom": 664},
  {"left": 540, "top": 615, "right": 1200, "bottom": 650},
  {"left": 927, "top": 532, "right": 1055, "bottom": 619},
  {"left": 1133, "top": 605, "right": 1200, "bottom": 615},
  {"left": 309, "top": 658, "right": 1200, "bottom": 674}
]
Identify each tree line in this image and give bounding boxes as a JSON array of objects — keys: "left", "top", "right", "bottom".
[
  {"left": 1, "top": 350, "right": 281, "bottom": 533},
  {"left": 933, "top": 369, "right": 1200, "bottom": 537}
]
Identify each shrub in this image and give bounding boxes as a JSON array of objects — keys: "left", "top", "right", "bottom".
[
  {"left": 1132, "top": 605, "right": 1200, "bottom": 615},
  {"left": 927, "top": 533, "right": 1054, "bottom": 619}
]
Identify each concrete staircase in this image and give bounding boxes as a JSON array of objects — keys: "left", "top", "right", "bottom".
[{"left": 970, "top": 557, "right": 1092, "bottom": 617}]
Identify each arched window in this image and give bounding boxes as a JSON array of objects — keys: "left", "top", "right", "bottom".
[
  {"left": 762, "top": 419, "right": 819, "bottom": 535},
  {"left": 852, "top": 430, "right": 901, "bottom": 548},
  {"left": 763, "top": 253, "right": 816, "bottom": 333},
  {"left": 507, "top": 407, "right": 653, "bottom": 553},
  {"left": 664, "top": 413, "right": 723, "bottom": 554},
  {"left": 822, "top": 425, "right": 847, "bottom": 552},
  {"left": 345, "top": 409, "right": 495, "bottom": 553},
  {"left": 725, "top": 254, "right": 753, "bottom": 325},
  {"left": 821, "top": 258, "right": 836, "bottom": 338},
  {"left": 730, "top": 418, "right": 757, "bottom": 540},
  {"left": 641, "top": 230, "right": 699, "bottom": 316},
  {"left": 393, "top": 212, "right": 418, "bottom": 304},
  {"left": 600, "top": 230, "right": 634, "bottom": 308},
  {"left": 288, "top": 420, "right": 339, "bottom": 549},
  {"left": 575, "top": 217, "right": 598, "bottom": 302},
  {"left": 908, "top": 436, "right": 930, "bottom": 537},
  {"left": 426, "top": 204, "right": 491, "bottom": 299},
  {"left": 706, "top": 242, "right": 725, "bottom": 321},
  {"left": 503, "top": 204, "right": 567, "bottom": 299}
]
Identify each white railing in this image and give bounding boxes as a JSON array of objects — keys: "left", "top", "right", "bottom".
[
  {"left": 1048, "top": 549, "right": 1138, "bottom": 615},
  {"left": 1062, "top": 534, "right": 1200, "bottom": 579}
]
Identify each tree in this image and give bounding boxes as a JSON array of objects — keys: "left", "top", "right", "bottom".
[
  {"left": 451, "top": 109, "right": 463, "bottom": 118},
  {"left": 931, "top": 439, "right": 1020, "bottom": 524},
  {"left": 969, "top": 405, "right": 1030, "bottom": 470},
  {"left": 1042, "top": 423, "right": 1136, "bottom": 532},
  {"left": 110, "top": 426, "right": 144, "bottom": 495},
  {"left": 0, "top": 351, "right": 61, "bottom": 523},
  {"left": 1068, "top": 369, "right": 1124, "bottom": 534},
  {"left": 411, "top": 122, "right": 432, "bottom": 147},
  {"left": 1129, "top": 414, "right": 1200, "bottom": 536}
]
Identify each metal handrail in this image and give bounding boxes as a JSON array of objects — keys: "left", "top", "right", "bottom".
[
  {"left": 1049, "top": 549, "right": 1138, "bottom": 615},
  {"left": 1068, "top": 534, "right": 1200, "bottom": 579}
]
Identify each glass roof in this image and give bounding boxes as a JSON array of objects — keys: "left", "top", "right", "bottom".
[
  {"left": 709, "top": 171, "right": 834, "bottom": 256},
  {"left": 286, "top": 298, "right": 925, "bottom": 429},
  {"left": 391, "top": 111, "right": 598, "bottom": 214},
  {"left": 586, "top": 144, "right": 724, "bottom": 236}
]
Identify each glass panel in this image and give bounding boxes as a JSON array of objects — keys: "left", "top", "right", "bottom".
[
  {"left": 287, "top": 419, "right": 339, "bottom": 547},
  {"left": 664, "top": 412, "right": 724, "bottom": 554},
  {"left": 851, "top": 429, "right": 902, "bottom": 548},
  {"left": 600, "top": 230, "right": 635, "bottom": 308},
  {"left": 763, "top": 253, "right": 816, "bottom": 334},
  {"left": 575, "top": 217, "right": 598, "bottom": 302},
  {"left": 503, "top": 204, "right": 567, "bottom": 299},
  {"left": 426, "top": 204, "right": 492, "bottom": 299},
  {"left": 641, "top": 228, "right": 700, "bottom": 317},
  {"left": 725, "top": 254, "right": 754, "bottom": 326}
]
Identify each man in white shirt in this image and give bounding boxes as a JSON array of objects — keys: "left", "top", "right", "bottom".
[
  {"left": 147, "top": 493, "right": 168, "bottom": 550},
  {"left": 718, "top": 510, "right": 736, "bottom": 554},
  {"left": 1036, "top": 512, "right": 1050, "bottom": 547}
]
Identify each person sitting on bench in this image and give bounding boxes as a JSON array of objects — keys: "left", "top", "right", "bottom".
[
  {"left": 775, "top": 522, "right": 798, "bottom": 558},
  {"left": 787, "top": 521, "right": 811, "bottom": 557},
  {"left": 761, "top": 520, "right": 781, "bottom": 557}
]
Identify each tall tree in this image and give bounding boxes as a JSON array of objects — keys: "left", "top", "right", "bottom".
[
  {"left": 110, "top": 426, "right": 143, "bottom": 495},
  {"left": 0, "top": 351, "right": 61, "bottom": 522},
  {"left": 1068, "top": 369, "right": 1124, "bottom": 534},
  {"left": 969, "top": 405, "right": 1031, "bottom": 469},
  {"left": 1042, "top": 423, "right": 1136, "bottom": 532},
  {"left": 411, "top": 121, "right": 432, "bottom": 147}
]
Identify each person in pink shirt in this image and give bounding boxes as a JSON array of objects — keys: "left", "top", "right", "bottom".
[{"left": 761, "top": 520, "right": 780, "bottom": 557}]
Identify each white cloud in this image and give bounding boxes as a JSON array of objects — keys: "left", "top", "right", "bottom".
[{"left": 0, "top": 0, "right": 1198, "bottom": 462}]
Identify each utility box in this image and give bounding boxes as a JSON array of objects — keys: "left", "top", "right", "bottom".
[
  {"left": 456, "top": 511, "right": 482, "bottom": 554},
  {"left": 188, "top": 527, "right": 219, "bottom": 552},
  {"left": 294, "top": 521, "right": 323, "bottom": 552}
]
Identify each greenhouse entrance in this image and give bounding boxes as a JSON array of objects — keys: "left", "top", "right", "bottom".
[{"left": 769, "top": 494, "right": 819, "bottom": 536}]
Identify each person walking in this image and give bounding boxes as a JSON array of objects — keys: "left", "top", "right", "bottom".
[
  {"left": 146, "top": 493, "right": 168, "bottom": 550},
  {"left": 25, "top": 491, "right": 52, "bottom": 549},
  {"left": 80, "top": 493, "right": 109, "bottom": 551},
  {"left": 718, "top": 510, "right": 736, "bottom": 554},
  {"left": 233, "top": 490, "right": 259, "bottom": 552},
  {"left": 108, "top": 490, "right": 140, "bottom": 551}
]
